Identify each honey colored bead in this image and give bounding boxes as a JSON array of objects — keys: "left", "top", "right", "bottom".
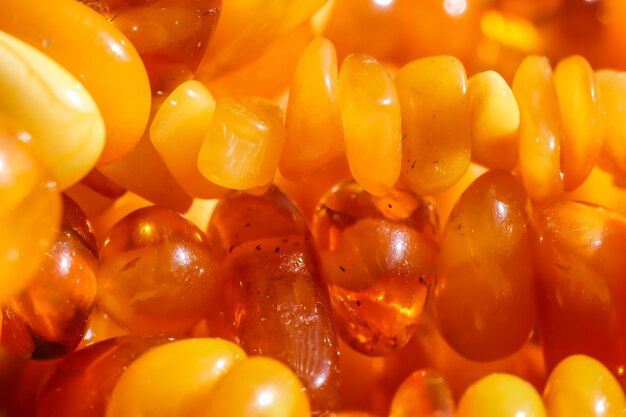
[
  {"left": 395, "top": 56, "right": 471, "bottom": 196},
  {"left": 534, "top": 201, "right": 626, "bottom": 389},
  {"left": 0, "top": 0, "right": 151, "bottom": 165},
  {"left": 468, "top": 70, "right": 519, "bottom": 171},
  {"left": 389, "top": 369, "right": 454, "bottom": 417},
  {"left": 201, "top": 356, "right": 311, "bottom": 417},
  {"left": 313, "top": 182, "right": 438, "bottom": 355},
  {"left": 150, "top": 80, "right": 227, "bottom": 199},
  {"left": 544, "top": 355, "right": 626, "bottom": 417},
  {"left": 6, "top": 195, "right": 98, "bottom": 359},
  {"left": 0, "top": 132, "right": 61, "bottom": 303},
  {"left": 37, "top": 335, "right": 173, "bottom": 417},
  {"left": 106, "top": 338, "right": 247, "bottom": 417},
  {"left": 512, "top": 56, "right": 563, "bottom": 201},
  {"left": 281, "top": 37, "right": 343, "bottom": 180},
  {"left": 554, "top": 55, "right": 605, "bottom": 190},
  {"left": 433, "top": 171, "right": 535, "bottom": 361},
  {"left": 338, "top": 54, "right": 401, "bottom": 196},
  {"left": 456, "top": 373, "right": 547, "bottom": 417},
  {"left": 0, "top": 31, "right": 105, "bottom": 189},
  {"left": 98, "top": 206, "right": 221, "bottom": 333},
  {"left": 198, "top": 97, "right": 286, "bottom": 190},
  {"left": 596, "top": 70, "right": 626, "bottom": 177}
]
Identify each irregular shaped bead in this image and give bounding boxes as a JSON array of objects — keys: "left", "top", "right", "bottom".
[
  {"left": 395, "top": 56, "right": 471, "bottom": 196},
  {"left": 0, "top": 31, "right": 105, "bottom": 189},
  {"left": 512, "top": 56, "right": 563, "bottom": 201},
  {"left": 281, "top": 37, "right": 343, "bottom": 180},
  {"left": 338, "top": 54, "right": 401, "bottom": 196},
  {"left": 389, "top": 369, "right": 454, "bottom": 417},
  {"left": 468, "top": 70, "right": 519, "bottom": 171},
  {"left": 433, "top": 171, "right": 535, "bottom": 361},
  {"left": 596, "top": 70, "right": 626, "bottom": 177},
  {"left": 198, "top": 97, "right": 286, "bottom": 191},
  {"left": 0, "top": 0, "right": 151, "bottom": 165},
  {"left": 98, "top": 206, "right": 221, "bottom": 333},
  {"left": 554, "top": 55, "right": 605, "bottom": 190}
]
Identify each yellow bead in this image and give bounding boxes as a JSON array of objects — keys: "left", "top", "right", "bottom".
[
  {"left": 596, "top": 70, "right": 626, "bottom": 177},
  {"left": 198, "top": 97, "right": 286, "bottom": 190},
  {"left": 150, "top": 80, "right": 227, "bottom": 199},
  {"left": 457, "top": 373, "right": 547, "bottom": 417},
  {"left": 512, "top": 56, "right": 563, "bottom": 201},
  {"left": 0, "top": 30, "right": 105, "bottom": 189},
  {"left": 544, "top": 355, "right": 626, "bottom": 417},
  {"left": 395, "top": 56, "right": 471, "bottom": 196},
  {"left": 468, "top": 70, "right": 519, "bottom": 171},
  {"left": 338, "top": 53, "right": 401, "bottom": 196},
  {"left": 281, "top": 37, "right": 343, "bottom": 180},
  {"left": 106, "top": 338, "right": 247, "bottom": 417},
  {"left": 554, "top": 55, "right": 605, "bottom": 191}
]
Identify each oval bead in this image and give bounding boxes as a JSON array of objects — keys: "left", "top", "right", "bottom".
[
  {"left": 596, "top": 70, "right": 626, "bottom": 177},
  {"left": 389, "top": 369, "right": 455, "bottom": 417}
]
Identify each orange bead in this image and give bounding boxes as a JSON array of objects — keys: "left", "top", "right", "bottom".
[
  {"left": 395, "top": 56, "right": 471, "bottom": 196},
  {"left": 281, "top": 37, "right": 344, "bottom": 180},
  {"left": 0, "top": 0, "right": 151, "bottom": 165},
  {"left": 98, "top": 206, "right": 221, "bottom": 333},
  {"left": 596, "top": 70, "right": 626, "bottom": 177},
  {"left": 339, "top": 53, "right": 401, "bottom": 196},
  {"left": 389, "top": 369, "right": 454, "bottom": 417},
  {"left": 433, "top": 171, "right": 536, "bottom": 361}
]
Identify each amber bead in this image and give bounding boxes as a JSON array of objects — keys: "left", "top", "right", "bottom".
[
  {"left": 208, "top": 187, "right": 340, "bottom": 414},
  {"left": 596, "top": 70, "right": 626, "bottom": 178},
  {"left": 534, "top": 200, "right": 626, "bottom": 389},
  {"left": 98, "top": 206, "right": 221, "bottom": 333},
  {"left": 433, "top": 171, "right": 536, "bottom": 361},
  {"left": 313, "top": 182, "right": 438, "bottom": 355},
  {"left": 2, "top": 195, "right": 98, "bottom": 359},
  {"left": 389, "top": 369, "right": 454, "bottom": 417},
  {"left": 37, "top": 335, "right": 173, "bottom": 417}
]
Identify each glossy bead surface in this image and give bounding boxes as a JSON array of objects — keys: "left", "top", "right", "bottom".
[
  {"left": 596, "top": 70, "right": 626, "bottom": 177},
  {"left": 389, "top": 369, "right": 454, "bottom": 417},
  {"left": 433, "top": 171, "right": 535, "bottom": 361},
  {"left": 98, "top": 206, "right": 221, "bottom": 333}
]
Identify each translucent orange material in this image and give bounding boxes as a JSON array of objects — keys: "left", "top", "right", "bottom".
[
  {"left": 150, "top": 80, "right": 227, "bottom": 198},
  {"left": 208, "top": 188, "right": 340, "bottom": 413},
  {"left": 433, "top": 171, "right": 535, "bottom": 361},
  {"left": 395, "top": 56, "right": 471, "bottom": 196},
  {"left": 106, "top": 338, "right": 246, "bottom": 417},
  {"left": 338, "top": 54, "right": 401, "bottom": 196},
  {"left": 512, "top": 56, "right": 563, "bottom": 201},
  {"left": 543, "top": 355, "right": 626, "bottom": 417},
  {"left": 456, "top": 373, "right": 547, "bottom": 417},
  {"left": 0, "top": 132, "right": 61, "bottom": 303},
  {"left": 468, "top": 70, "right": 519, "bottom": 171},
  {"left": 313, "top": 182, "right": 438, "bottom": 355},
  {"left": 98, "top": 207, "right": 221, "bottom": 333},
  {"left": 281, "top": 37, "right": 343, "bottom": 180},
  {"left": 4, "top": 195, "right": 98, "bottom": 359},
  {"left": 389, "top": 369, "right": 454, "bottom": 417},
  {"left": 0, "top": 0, "right": 151, "bottom": 165},
  {"left": 553, "top": 55, "right": 604, "bottom": 190},
  {"left": 200, "top": 356, "right": 311, "bottom": 417},
  {"left": 37, "top": 335, "right": 173, "bottom": 417},
  {"left": 534, "top": 201, "right": 626, "bottom": 389},
  {"left": 596, "top": 70, "right": 626, "bottom": 177},
  {"left": 198, "top": 97, "right": 286, "bottom": 191}
]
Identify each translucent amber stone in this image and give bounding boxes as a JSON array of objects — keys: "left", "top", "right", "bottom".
[
  {"left": 596, "top": 70, "right": 626, "bottom": 177},
  {"left": 395, "top": 56, "right": 471, "bottom": 196},
  {"left": 0, "top": 0, "right": 151, "bottom": 165},
  {"left": 512, "top": 56, "right": 563, "bottom": 201},
  {"left": 534, "top": 200, "right": 626, "bottom": 389},
  {"left": 433, "top": 171, "right": 535, "bottom": 361},
  {"left": 98, "top": 206, "right": 221, "bottom": 333},
  {"left": 553, "top": 55, "right": 604, "bottom": 190},
  {"left": 198, "top": 97, "right": 286, "bottom": 191},
  {"left": 313, "top": 182, "right": 438, "bottom": 355},
  {"left": 281, "top": 37, "right": 343, "bottom": 180},
  {"left": 37, "top": 335, "right": 173, "bottom": 417},
  {"left": 338, "top": 53, "right": 401, "bottom": 196},
  {"left": 544, "top": 355, "right": 626, "bottom": 417},
  {"left": 389, "top": 369, "right": 454, "bottom": 417},
  {"left": 0, "top": 133, "right": 61, "bottom": 303},
  {"left": 208, "top": 187, "right": 340, "bottom": 413},
  {"left": 4, "top": 195, "right": 98, "bottom": 359},
  {"left": 468, "top": 70, "right": 519, "bottom": 171}
]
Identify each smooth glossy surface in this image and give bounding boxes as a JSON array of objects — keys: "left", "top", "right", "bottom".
[
  {"left": 596, "top": 70, "right": 626, "bottom": 177},
  {"left": 389, "top": 369, "right": 454, "bottom": 417}
]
